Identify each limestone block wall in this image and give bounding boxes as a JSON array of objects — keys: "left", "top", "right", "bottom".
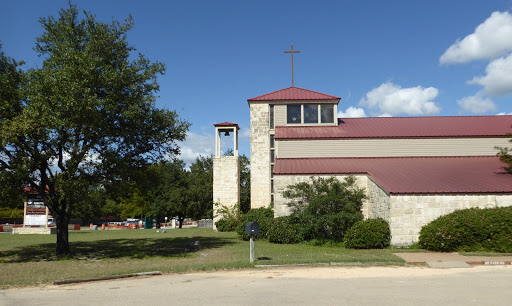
[
  {"left": 273, "top": 174, "right": 370, "bottom": 218},
  {"left": 12, "top": 227, "right": 56, "bottom": 234},
  {"left": 250, "top": 103, "right": 271, "bottom": 208},
  {"left": 213, "top": 156, "right": 240, "bottom": 229},
  {"left": 388, "top": 193, "right": 512, "bottom": 246},
  {"left": 366, "top": 178, "right": 390, "bottom": 220}
]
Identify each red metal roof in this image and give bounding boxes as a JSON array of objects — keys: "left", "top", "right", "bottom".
[
  {"left": 275, "top": 116, "right": 512, "bottom": 139},
  {"left": 214, "top": 122, "right": 240, "bottom": 129},
  {"left": 248, "top": 86, "right": 340, "bottom": 101},
  {"left": 274, "top": 156, "right": 512, "bottom": 194},
  {"left": 23, "top": 186, "right": 51, "bottom": 194}
]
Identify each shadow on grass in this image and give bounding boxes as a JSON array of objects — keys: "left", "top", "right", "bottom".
[{"left": 0, "top": 236, "right": 235, "bottom": 263}]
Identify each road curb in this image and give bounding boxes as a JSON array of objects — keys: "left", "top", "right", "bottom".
[
  {"left": 54, "top": 271, "right": 162, "bottom": 285},
  {"left": 255, "top": 262, "right": 396, "bottom": 268}
]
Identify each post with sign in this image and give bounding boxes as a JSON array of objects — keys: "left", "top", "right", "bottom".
[{"left": 245, "top": 222, "right": 260, "bottom": 263}]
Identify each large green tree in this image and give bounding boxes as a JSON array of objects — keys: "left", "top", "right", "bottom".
[
  {"left": 0, "top": 45, "right": 26, "bottom": 210},
  {"left": 0, "top": 5, "right": 189, "bottom": 255}
]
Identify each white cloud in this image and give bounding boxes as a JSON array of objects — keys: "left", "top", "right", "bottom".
[
  {"left": 239, "top": 127, "right": 251, "bottom": 141},
  {"left": 359, "top": 82, "right": 441, "bottom": 116},
  {"left": 440, "top": 11, "right": 512, "bottom": 64},
  {"left": 378, "top": 113, "right": 393, "bottom": 117},
  {"left": 337, "top": 106, "right": 367, "bottom": 118},
  {"left": 177, "top": 131, "right": 214, "bottom": 164},
  {"left": 457, "top": 93, "right": 496, "bottom": 113},
  {"left": 497, "top": 112, "right": 512, "bottom": 115},
  {"left": 468, "top": 53, "right": 512, "bottom": 96}
]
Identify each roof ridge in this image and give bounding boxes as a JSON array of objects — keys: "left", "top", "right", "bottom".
[
  {"left": 276, "top": 156, "right": 497, "bottom": 161},
  {"left": 248, "top": 86, "right": 340, "bottom": 101},
  {"left": 340, "top": 115, "right": 512, "bottom": 120},
  {"left": 248, "top": 86, "right": 294, "bottom": 100}
]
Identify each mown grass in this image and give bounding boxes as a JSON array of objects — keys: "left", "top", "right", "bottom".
[{"left": 0, "top": 228, "right": 407, "bottom": 288}]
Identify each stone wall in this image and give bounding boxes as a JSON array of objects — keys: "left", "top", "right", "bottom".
[
  {"left": 250, "top": 103, "right": 271, "bottom": 208},
  {"left": 366, "top": 178, "right": 390, "bottom": 220},
  {"left": 12, "top": 227, "right": 57, "bottom": 234},
  {"left": 388, "top": 193, "right": 512, "bottom": 246},
  {"left": 212, "top": 156, "right": 240, "bottom": 229}
]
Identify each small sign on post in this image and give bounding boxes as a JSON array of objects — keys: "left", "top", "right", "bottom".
[{"left": 245, "top": 222, "right": 260, "bottom": 263}]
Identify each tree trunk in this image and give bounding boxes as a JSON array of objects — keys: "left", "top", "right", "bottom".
[
  {"left": 55, "top": 211, "right": 70, "bottom": 256},
  {"left": 178, "top": 216, "right": 184, "bottom": 228}
]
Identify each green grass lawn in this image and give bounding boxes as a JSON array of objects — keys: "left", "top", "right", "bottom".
[{"left": 0, "top": 228, "right": 406, "bottom": 288}]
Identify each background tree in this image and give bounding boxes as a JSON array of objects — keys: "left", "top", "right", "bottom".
[
  {"left": 187, "top": 155, "right": 213, "bottom": 219},
  {"left": 239, "top": 154, "right": 251, "bottom": 213},
  {"left": 149, "top": 159, "right": 189, "bottom": 228},
  {"left": 497, "top": 141, "right": 512, "bottom": 173},
  {"left": 70, "top": 185, "right": 105, "bottom": 222},
  {"left": 0, "top": 4, "right": 189, "bottom": 255},
  {"left": 0, "top": 45, "right": 26, "bottom": 212}
]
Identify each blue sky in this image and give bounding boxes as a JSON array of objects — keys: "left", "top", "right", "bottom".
[{"left": 2, "top": 1, "right": 512, "bottom": 161}]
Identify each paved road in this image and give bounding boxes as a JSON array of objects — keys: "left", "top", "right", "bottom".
[{"left": 2, "top": 266, "right": 511, "bottom": 305}]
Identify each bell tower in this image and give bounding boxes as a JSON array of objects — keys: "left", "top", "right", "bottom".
[{"left": 212, "top": 122, "right": 240, "bottom": 230}]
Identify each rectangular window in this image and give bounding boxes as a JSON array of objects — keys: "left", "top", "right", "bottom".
[
  {"left": 271, "top": 179, "right": 274, "bottom": 193},
  {"left": 270, "top": 150, "right": 275, "bottom": 163},
  {"left": 304, "top": 104, "right": 319, "bottom": 123},
  {"left": 269, "top": 105, "right": 274, "bottom": 129},
  {"left": 271, "top": 165, "right": 274, "bottom": 177},
  {"left": 321, "top": 104, "right": 334, "bottom": 123},
  {"left": 287, "top": 105, "right": 301, "bottom": 124},
  {"left": 270, "top": 135, "right": 274, "bottom": 148}
]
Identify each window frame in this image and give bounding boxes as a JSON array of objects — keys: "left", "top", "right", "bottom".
[{"left": 285, "top": 103, "right": 337, "bottom": 126}]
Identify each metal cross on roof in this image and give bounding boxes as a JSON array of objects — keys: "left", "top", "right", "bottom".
[{"left": 284, "top": 43, "right": 300, "bottom": 87}]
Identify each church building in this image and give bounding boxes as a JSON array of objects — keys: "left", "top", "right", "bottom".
[{"left": 247, "top": 86, "right": 512, "bottom": 246}]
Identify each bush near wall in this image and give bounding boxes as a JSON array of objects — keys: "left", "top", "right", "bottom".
[
  {"left": 344, "top": 218, "right": 391, "bottom": 249},
  {"left": 418, "top": 207, "right": 512, "bottom": 252},
  {"left": 215, "top": 203, "right": 241, "bottom": 232},
  {"left": 282, "top": 176, "right": 366, "bottom": 241},
  {"left": 268, "top": 215, "right": 306, "bottom": 244},
  {"left": 236, "top": 206, "right": 274, "bottom": 240}
]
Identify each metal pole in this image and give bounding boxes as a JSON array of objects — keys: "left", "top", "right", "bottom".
[{"left": 250, "top": 234, "right": 254, "bottom": 263}]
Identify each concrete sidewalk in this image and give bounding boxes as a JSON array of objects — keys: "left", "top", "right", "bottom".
[{"left": 393, "top": 252, "right": 512, "bottom": 268}]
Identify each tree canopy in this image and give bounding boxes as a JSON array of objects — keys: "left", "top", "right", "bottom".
[{"left": 0, "top": 4, "right": 189, "bottom": 255}]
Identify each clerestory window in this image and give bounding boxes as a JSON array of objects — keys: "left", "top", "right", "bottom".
[{"left": 286, "top": 104, "right": 335, "bottom": 125}]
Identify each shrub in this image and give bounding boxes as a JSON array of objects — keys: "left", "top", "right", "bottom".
[
  {"left": 214, "top": 218, "right": 232, "bottom": 232},
  {"left": 282, "top": 176, "right": 366, "bottom": 241},
  {"left": 214, "top": 203, "right": 241, "bottom": 232},
  {"left": 344, "top": 218, "right": 391, "bottom": 249},
  {"left": 268, "top": 215, "right": 305, "bottom": 244},
  {"left": 418, "top": 207, "right": 512, "bottom": 252},
  {"left": 236, "top": 206, "right": 274, "bottom": 240}
]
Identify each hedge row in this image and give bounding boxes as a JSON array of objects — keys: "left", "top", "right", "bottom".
[{"left": 418, "top": 207, "right": 512, "bottom": 252}]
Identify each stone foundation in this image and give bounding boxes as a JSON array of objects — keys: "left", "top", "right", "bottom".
[{"left": 12, "top": 227, "right": 57, "bottom": 234}]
